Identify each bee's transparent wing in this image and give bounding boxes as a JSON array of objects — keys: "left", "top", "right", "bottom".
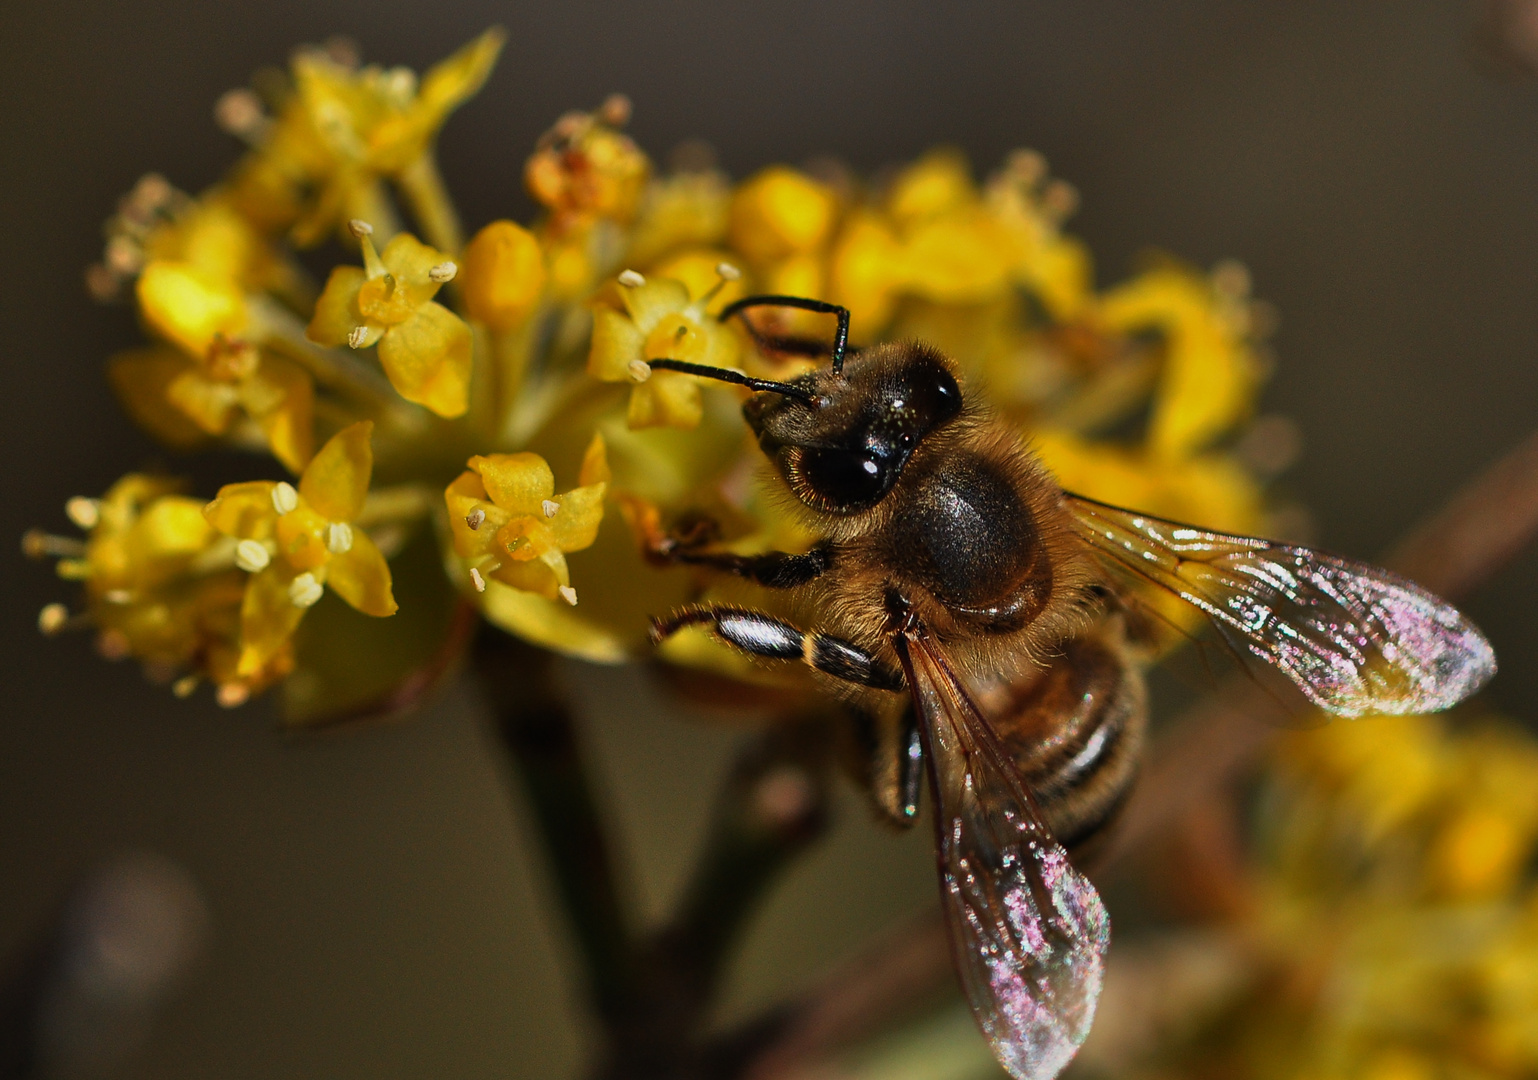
[
  {"left": 894, "top": 630, "right": 1109, "bottom": 1080},
  {"left": 1064, "top": 494, "right": 1495, "bottom": 717}
]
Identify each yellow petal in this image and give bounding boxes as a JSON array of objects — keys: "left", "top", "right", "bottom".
[
  {"left": 620, "top": 276, "right": 690, "bottom": 331},
  {"left": 444, "top": 470, "right": 510, "bottom": 558},
  {"left": 134, "top": 496, "right": 217, "bottom": 556},
  {"left": 107, "top": 348, "right": 210, "bottom": 450},
  {"left": 306, "top": 265, "right": 368, "bottom": 347},
  {"left": 376, "top": 302, "right": 471, "bottom": 417},
  {"left": 547, "top": 482, "right": 607, "bottom": 552},
  {"left": 242, "top": 355, "right": 315, "bottom": 473},
  {"left": 829, "top": 211, "right": 903, "bottom": 338},
  {"left": 492, "top": 516, "right": 555, "bottom": 563},
  {"left": 136, "top": 260, "right": 248, "bottom": 358},
  {"left": 299, "top": 420, "right": 373, "bottom": 522},
  {"left": 417, "top": 27, "right": 506, "bottom": 121},
  {"left": 468, "top": 452, "right": 554, "bottom": 514},
  {"left": 588, "top": 307, "right": 646, "bottom": 382},
  {"left": 487, "top": 554, "right": 561, "bottom": 598},
  {"left": 165, "top": 367, "right": 239, "bottom": 434},
  {"left": 379, "top": 233, "right": 452, "bottom": 308},
  {"left": 325, "top": 529, "right": 397, "bottom": 617},
  {"left": 886, "top": 148, "right": 976, "bottom": 224},
  {"left": 461, "top": 220, "right": 546, "bottom": 331},
  {"left": 729, "top": 167, "right": 837, "bottom": 264},
  {"left": 578, "top": 432, "right": 611, "bottom": 487},
  {"left": 204, "top": 481, "right": 279, "bottom": 540},
  {"left": 627, "top": 371, "right": 702, "bottom": 429},
  {"left": 237, "top": 564, "right": 308, "bottom": 677},
  {"left": 477, "top": 583, "right": 627, "bottom": 663}
]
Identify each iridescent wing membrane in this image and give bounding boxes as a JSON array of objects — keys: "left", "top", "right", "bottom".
[
  {"left": 1064, "top": 495, "right": 1496, "bottom": 717},
  {"left": 893, "top": 629, "right": 1109, "bottom": 1080}
]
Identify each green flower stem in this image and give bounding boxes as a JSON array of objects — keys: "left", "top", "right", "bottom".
[
  {"left": 396, "top": 152, "right": 464, "bottom": 256},
  {"left": 472, "top": 626, "right": 637, "bottom": 1024}
]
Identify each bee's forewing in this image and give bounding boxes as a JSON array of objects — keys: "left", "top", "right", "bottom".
[
  {"left": 1064, "top": 494, "right": 1496, "bottom": 717},
  {"left": 896, "top": 632, "right": 1109, "bottom": 1080}
]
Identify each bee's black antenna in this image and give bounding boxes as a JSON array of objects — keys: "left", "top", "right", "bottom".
[
  {"left": 645, "top": 359, "right": 819, "bottom": 404},
  {"left": 718, "top": 294, "right": 852, "bottom": 375}
]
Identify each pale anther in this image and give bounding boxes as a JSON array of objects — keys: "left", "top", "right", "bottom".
[
  {"left": 96, "top": 629, "right": 131, "bottom": 661},
  {"left": 542, "top": 500, "right": 559, "bottom": 518},
  {"left": 216, "top": 682, "right": 250, "bottom": 709},
  {"left": 347, "top": 326, "right": 370, "bottom": 349},
  {"left": 716, "top": 262, "right": 742, "bottom": 281},
  {"left": 235, "top": 539, "right": 271, "bottom": 573},
  {"left": 65, "top": 496, "right": 101, "bottom": 530},
  {"left": 627, "top": 359, "right": 652, "bottom": 382},
  {"left": 38, "top": 603, "right": 70, "bottom": 636},
  {"left": 617, "top": 269, "right": 645, "bottom": 288},
  {"left": 172, "top": 675, "right": 199, "bottom": 699},
  {"left": 103, "top": 589, "right": 132, "bottom": 605},
  {"left": 428, "top": 261, "right": 457, "bottom": 283},
  {"left": 469, "top": 566, "right": 486, "bottom": 593},
  {"left": 288, "top": 572, "right": 323, "bottom": 608},
  {"left": 271, "top": 482, "right": 299, "bottom": 515},
  {"left": 326, "top": 522, "right": 354, "bottom": 554},
  {"left": 348, "top": 219, "right": 374, "bottom": 238},
  {"left": 558, "top": 585, "right": 578, "bottom": 606},
  {"left": 465, "top": 508, "right": 485, "bottom": 531}
]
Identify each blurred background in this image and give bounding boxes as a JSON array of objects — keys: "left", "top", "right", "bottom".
[{"left": 3, "top": 2, "right": 1537, "bottom": 1076}]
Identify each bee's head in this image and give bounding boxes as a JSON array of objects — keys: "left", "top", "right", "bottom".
[{"left": 743, "top": 342, "right": 963, "bottom": 515}]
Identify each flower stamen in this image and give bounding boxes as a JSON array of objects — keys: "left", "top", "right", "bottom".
[
  {"left": 288, "top": 572, "right": 324, "bottom": 608},
  {"left": 235, "top": 539, "right": 271, "bottom": 572},
  {"left": 271, "top": 482, "right": 299, "bottom": 515}
]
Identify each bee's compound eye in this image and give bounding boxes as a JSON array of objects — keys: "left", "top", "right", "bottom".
[{"left": 797, "top": 446, "right": 891, "bottom": 512}]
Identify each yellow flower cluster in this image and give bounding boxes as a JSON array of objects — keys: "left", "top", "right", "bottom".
[
  {"left": 1137, "top": 713, "right": 1538, "bottom": 1080},
  {"left": 33, "top": 30, "right": 1279, "bottom": 721}
]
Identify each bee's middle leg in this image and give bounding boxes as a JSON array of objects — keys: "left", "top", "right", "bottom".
[{"left": 649, "top": 605, "right": 901, "bottom": 691}]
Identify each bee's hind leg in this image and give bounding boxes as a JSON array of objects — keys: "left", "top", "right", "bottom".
[{"left": 649, "top": 605, "right": 901, "bottom": 691}]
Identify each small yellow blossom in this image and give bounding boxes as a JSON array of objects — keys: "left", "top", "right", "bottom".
[
  {"left": 110, "top": 341, "right": 314, "bottom": 473},
  {"left": 526, "top": 97, "right": 650, "bottom": 232},
  {"left": 136, "top": 260, "right": 248, "bottom": 359},
  {"left": 625, "top": 169, "right": 732, "bottom": 268},
  {"left": 268, "top": 29, "right": 505, "bottom": 245},
  {"left": 1097, "top": 261, "right": 1262, "bottom": 461},
  {"left": 204, "top": 421, "right": 396, "bottom": 678},
  {"left": 729, "top": 166, "right": 837, "bottom": 265},
  {"left": 587, "top": 273, "right": 740, "bottom": 429},
  {"left": 444, "top": 434, "right": 608, "bottom": 601},
  {"left": 308, "top": 227, "right": 472, "bottom": 417},
  {"left": 461, "top": 220, "right": 547, "bottom": 331}
]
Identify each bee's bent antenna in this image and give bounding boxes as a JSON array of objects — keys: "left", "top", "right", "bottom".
[
  {"left": 718, "top": 294, "right": 851, "bottom": 375},
  {"left": 645, "top": 359, "right": 819, "bottom": 404}
]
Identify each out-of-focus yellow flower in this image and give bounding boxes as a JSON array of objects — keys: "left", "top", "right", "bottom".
[
  {"left": 1097, "top": 261, "right": 1262, "bottom": 461},
  {"left": 625, "top": 169, "right": 732, "bottom": 269},
  {"left": 729, "top": 166, "right": 838, "bottom": 266},
  {"left": 28, "top": 475, "right": 285, "bottom": 705},
  {"left": 110, "top": 341, "right": 314, "bottom": 473},
  {"left": 136, "top": 260, "right": 248, "bottom": 359},
  {"left": 588, "top": 271, "right": 741, "bottom": 429},
  {"left": 204, "top": 421, "right": 396, "bottom": 678},
  {"left": 444, "top": 434, "right": 608, "bottom": 602},
  {"left": 262, "top": 29, "right": 505, "bottom": 245},
  {"left": 308, "top": 225, "right": 471, "bottom": 417},
  {"left": 460, "top": 220, "right": 547, "bottom": 332},
  {"left": 526, "top": 97, "right": 650, "bottom": 232}
]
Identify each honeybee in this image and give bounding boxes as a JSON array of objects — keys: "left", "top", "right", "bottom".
[{"left": 642, "top": 294, "right": 1496, "bottom": 1080}]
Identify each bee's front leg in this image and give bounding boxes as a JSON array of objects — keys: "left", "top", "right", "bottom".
[
  {"left": 649, "top": 604, "right": 900, "bottom": 690},
  {"left": 645, "top": 519, "right": 836, "bottom": 590}
]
